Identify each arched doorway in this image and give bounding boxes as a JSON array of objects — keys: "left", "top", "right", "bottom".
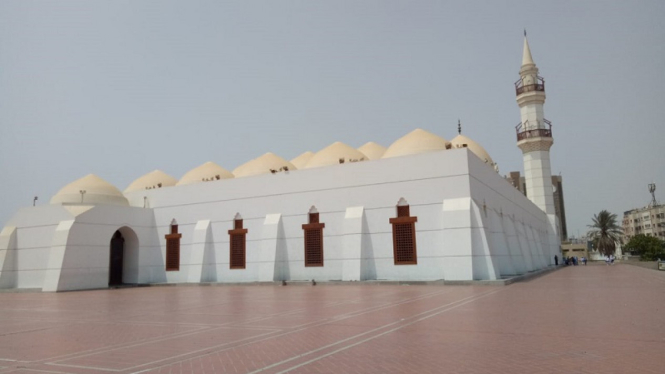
[{"left": 109, "top": 230, "right": 125, "bottom": 286}]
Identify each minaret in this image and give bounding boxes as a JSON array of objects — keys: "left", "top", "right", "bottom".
[{"left": 515, "top": 33, "right": 560, "bottom": 262}]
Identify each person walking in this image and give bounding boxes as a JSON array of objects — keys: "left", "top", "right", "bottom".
[{"left": 554, "top": 255, "right": 559, "bottom": 266}]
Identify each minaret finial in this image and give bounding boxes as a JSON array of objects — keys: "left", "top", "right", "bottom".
[
  {"left": 522, "top": 32, "right": 535, "bottom": 67},
  {"left": 458, "top": 119, "right": 461, "bottom": 134}
]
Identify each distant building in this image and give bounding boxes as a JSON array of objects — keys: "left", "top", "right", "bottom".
[
  {"left": 622, "top": 184, "right": 665, "bottom": 243},
  {"left": 561, "top": 242, "right": 588, "bottom": 261},
  {"left": 622, "top": 205, "right": 665, "bottom": 242},
  {"left": 506, "top": 171, "right": 567, "bottom": 241}
]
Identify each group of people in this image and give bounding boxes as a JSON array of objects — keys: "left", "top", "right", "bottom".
[
  {"left": 566, "top": 256, "right": 586, "bottom": 266},
  {"left": 555, "top": 255, "right": 587, "bottom": 266},
  {"left": 553, "top": 254, "right": 617, "bottom": 266}
]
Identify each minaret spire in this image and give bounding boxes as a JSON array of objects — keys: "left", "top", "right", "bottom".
[{"left": 522, "top": 32, "right": 535, "bottom": 67}]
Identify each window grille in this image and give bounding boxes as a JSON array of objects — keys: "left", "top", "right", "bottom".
[
  {"left": 302, "top": 209, "right": 325, "bottom": 267},
  {"left": 228, "top": 216, "right": 248, "bottom": 269},
  {"left": 390, "top": 201, "right": 418, "bottom": 265},
  {"left": 165, "top": 220, "right": 182, "bottom": 271}
]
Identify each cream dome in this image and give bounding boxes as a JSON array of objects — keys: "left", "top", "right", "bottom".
[
  {"left": 357, "top": 142, "right": 386, "bottom": 160},
  {"left": 382, "top": 129, "right": 451, "bottom": 159},
  {"left": 234, "top": 153, "right": 296, "bottom": 178},
  {"left": 290, "top": 151, "right": 314, "bottom": 169},
  {"left": 304, "top": 142, "right": 368, "bottom": 169},
  {"left": 177, "top": 162, "right": 234, "bottom": 186},
  {"left": 51, "top": 174, "right": 129, "bottom": 206},
  {"left": 125, "top": 170, "right": 177, "bottom": 193},
  {"left": 232, "top": 160, "right": 249, "bottom": 177},
  {"left": 450, "top": 135, "right": 494, "bottom": 165}
]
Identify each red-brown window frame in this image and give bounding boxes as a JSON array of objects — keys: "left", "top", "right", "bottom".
[
  {"left": 389, "top": 204, "right": 418, "bottom": 265},
  {"left": 228, "top": 218, "right": 248, "bottom": 269},
  {"left": 165, "top": 223, "right": 182, "bottom": 271},
  {"left": 302, "top": 212, "right": 325, "bottom": 267}
]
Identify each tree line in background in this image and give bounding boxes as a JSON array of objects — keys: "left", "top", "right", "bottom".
[{"left": 624, "top": 234, "right": 665, "bottom": 261}]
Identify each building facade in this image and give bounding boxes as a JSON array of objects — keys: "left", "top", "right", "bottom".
[
  {"left": 561, "top": 241, "right": 589, "bottom": 261},
  {"left": 622, "top": 204, "right": 665, "bottom": 242},
  {"left": 0, "top": 36, "right": 561, "bottom": 292}
]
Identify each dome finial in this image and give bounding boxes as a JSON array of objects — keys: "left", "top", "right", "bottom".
[{"left": 458, "top": 119, "right": 462, "bottom": 134}]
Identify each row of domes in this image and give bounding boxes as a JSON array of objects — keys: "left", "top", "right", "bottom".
[{"left": 50, "top": 129, "right": 495, "bottom": 206}]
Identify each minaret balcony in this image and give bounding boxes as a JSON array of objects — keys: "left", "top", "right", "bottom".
[
  {"left": 515, "top": 76, "right": 545, "bottom": 96},
  {"left": 516, "top": 119, "right": 552, "bottom": 141}
]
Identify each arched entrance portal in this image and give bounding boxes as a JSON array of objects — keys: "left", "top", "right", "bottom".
[{"left": 109, "top": 230, "right": 125, "bottom": 286}]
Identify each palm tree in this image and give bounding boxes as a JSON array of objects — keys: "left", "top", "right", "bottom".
[{"left": 588, "top": 210, "right": 623, "bottom": 257}]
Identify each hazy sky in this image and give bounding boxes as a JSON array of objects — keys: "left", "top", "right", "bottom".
[{"left": 1, "top": 1, "right": 664, "bottom": 238}]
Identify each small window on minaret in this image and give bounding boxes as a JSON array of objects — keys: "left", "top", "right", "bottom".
[
  {"left": 228, "top": 213, "right": 248, "bottom": 269},
  {"left": 302, "top": 206, "right": 325, "bottom": 267},
  {"left": 390, "top": 198, "right": 418, "bottom": 265},
  {"left": 165, "top": 219, "right": 182, "bottom": 271}
]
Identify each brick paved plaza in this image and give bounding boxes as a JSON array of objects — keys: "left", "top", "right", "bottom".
[{"left": 0, "top": 263, "right": 663, "bottom": 374}]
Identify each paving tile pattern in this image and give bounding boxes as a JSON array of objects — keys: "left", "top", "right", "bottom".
[{"left": 0, "top": 263, "right": 663, "bottom": 373}]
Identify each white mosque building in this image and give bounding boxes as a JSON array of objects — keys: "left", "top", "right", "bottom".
[{"left": 0, "top": 37, "right": 560, "bottom": 292}]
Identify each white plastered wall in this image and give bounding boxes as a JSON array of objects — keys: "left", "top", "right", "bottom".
[
  {"left": 466, "top": 152, "right": 556, "bottom": 275},
  {"left": 0, "top": 226, "right": 18, "bottom": 288},
  {"left": 128, "top": 148, "right": 553, "bottom": 284},
  {"left": 0, "top": 205, "right": 155, "bottom": 291},
  {"left": 0, "top": 206, "right": 79, "bottom": 289},
  {"left": 1, "top": 148, "right": 556, "bottom": 290},
  {"left": 133, "top": 150, "right": 475, "bottom": 283}
]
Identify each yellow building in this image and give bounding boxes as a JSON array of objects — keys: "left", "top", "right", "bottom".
[{"left": 561, "top": 242, "right": 589, "bottom": 262}]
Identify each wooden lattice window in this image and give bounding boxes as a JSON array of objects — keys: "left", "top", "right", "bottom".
[
  {"left": 228, "top": 214, "right": 248, "bottom": 269},
  {"left": 165, "top": 219, "right": 182, "bottom": 271},
  {"left": 389, "top": 199, "right": 418, "bottom": 265},
  {"left": 302, "top": 207, "right": 325, "bottom": 267}
]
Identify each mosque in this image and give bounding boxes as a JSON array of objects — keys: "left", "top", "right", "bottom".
[{"left": 0, "top": 36, "right": 561, "bottom": 292}]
